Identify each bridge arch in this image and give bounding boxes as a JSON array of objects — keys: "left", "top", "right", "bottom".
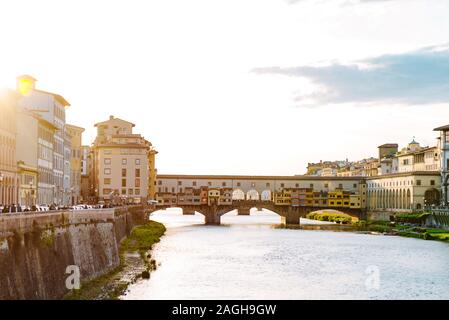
[
  {"left": 260, "top": 190, "right": 272, "bottom": 201},
  {"left": 232, "top": 189, "right": 245, "bottom": 200},
  {"left": 246, "top": 189, "right": 260, "bottom": 200}
]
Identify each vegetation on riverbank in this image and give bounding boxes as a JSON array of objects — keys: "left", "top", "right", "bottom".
[
  {"left": 306, "top": 211, "right": 353, "bottom": 224},
  {"left": 306, "top": 209, "right": 449, "bottom": 243},
  {"left": 355, "top": 219, "right": 449, "bottom": 243},
  {"left": 64, "top": 220, "right": 166, "bottom": 300}
]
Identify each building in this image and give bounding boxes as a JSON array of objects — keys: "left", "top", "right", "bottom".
[
  {"left": 36, "top": 115, "right": 57, "bottom": 205},
  {"left": 16, "top": 105, "right": 38, "bottom": 206},
  {"left": 367, "top": 172, "right": 440, "bottom": 211},
  {"left": 63, "top": 127, "right": 72, "bottom": 205},
  {"left": 148, "top": 148, "right": 158, "bottom": 200},
  {"left": 92, "top": 116, "right": 157, "bottom": 204},
  {"left": 16, "top": 75, "right": 71, "bottom": 205},
  {"left": 328, "top": 189, "right": 351, "bottom": 208},
  {"left": 66, "top": 124, "right": 85, "bottom": 204},
  {"left": 0, "top": 89, "right": 18, "bottom": 206},
  {"left": 80, "top": 145, "right": 92, "bottom": 203},
  {"left": 363, "top": 158, "right": 379, "bottom": 177},
  {"left": 396, "top": 140, "right": 440, "bottom": 174},
  {"left": 434, "top": 124, "right": 449, "bottom": 205},
  {"left": 378, "top": 143, "right": 398, "bottom": 160}
]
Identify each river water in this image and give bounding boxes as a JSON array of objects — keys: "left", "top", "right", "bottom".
[{"left": 122, "top": 209, "right": 449, "bottom": 300}]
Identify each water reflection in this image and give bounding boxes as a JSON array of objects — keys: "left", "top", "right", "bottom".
[{"left": 123, "top": 208, "right": 449, "bottom": 300}]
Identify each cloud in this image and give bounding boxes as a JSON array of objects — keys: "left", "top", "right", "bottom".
[{"left": 252, "top": 44, "right": 449, "bottom": 106}]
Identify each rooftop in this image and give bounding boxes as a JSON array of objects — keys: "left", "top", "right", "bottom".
[
  {"left": 94, "top": 115, "right": 135, "bottom": 127},
  {"left": 378, "top": 143, "right": 398, "bottom": 148},
  {"left": 434, "top": 124, "right": 449, "bottom": 131}
]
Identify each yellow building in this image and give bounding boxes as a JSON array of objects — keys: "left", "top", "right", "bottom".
[
  {"left": 148, "top": 148, "right": 158, "bottom": 200},
  {"left": 274, "top": 189, "right": 292, "bottom": 205},
  {"left": 349, "top": 194, "right": 362, "bottom": 209},
  {"left": 328, "top": 189, "right": 351, "bottom": 207},
  {"left": 66, "top": 124, "right": 85, "bottom": 205}
]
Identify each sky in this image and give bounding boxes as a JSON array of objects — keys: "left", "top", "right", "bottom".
[{"left": 1, "top": 0, "right": 449, "bottom": 175}]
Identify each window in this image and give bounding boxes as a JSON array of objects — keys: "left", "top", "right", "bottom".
[
  {"left": 266, "top": 183, "right": 270, "bottom": 187},
  {"left": 295, "top": 183, "right": 299, "bottom": 188},
  {"left": 135, "top": 159, "right": 140, "bottom": 165},
  {"left": 103, "top": 188, "right": 111, "bottom": 195},
  {"left": 104, "top": 168, "right": 111, "bottom": 175},
  {"left": 324, "top": 183, "right": 329, "bottom": 188},
  {"left": 104, "top": 158, "right": 111, "bottom": 165},
  {"left": 135, "top": 179, "right": 140, "bottom": 187},
  {"left": 193, "top": 181, "right": 197, "bottom": 186},
  {"left": 122, "top": 179, "right": 127, "bottom": 187},
  {"left": 178, "top": 181, "right": 182, "bottom": 186},
  {"left": 122, "top": 169, "right": 126, "bottom": 177},
  {"left": 281, "top": 183, "right": 285, "bottom": 188},
  {"left": 208, "top": 182, "right": 212, "bottom": 186},
  {"left": 223, "top": 182, "right": 227, "bottom": 187},
  {"left": 416, "top": 180, "right": 421, "bottom": 186},
  {"left": 430, "top": 180, "right": 435, "bottom": 186},
  {"left": 121, "top": 189, "right": 126, "bottom": 195},
  {"left": 104, "top": 178, "right": 111, "bottom": 185},
  {"left": 135, "top": 169, "right": 140, "bottom": 177},
  {"left": 122, "top": 158, "right": 127, "bottom": 165},
  {"left": 353, "top": 184, "right": 357, "bottom": 188},
  {"left": 310, "top": 184, "right": 314, "bottom": 188},
  {"left": 104, "top": 149, "right": 112, "bottom": 155},
  {"left": 236, "top": 182, "right": 241, "bottom": 187},
  {"left": 129, "top": 188, "right": 134, "bottom": 195},
  {"left": 158, "top": 180, "right": 162, "bottom": 185},
  {"left": 339, "top": 183, "right": 343, "bottom": 189},
  {"left": 135, "top": 189, "right": 140, "bottom": 195}
]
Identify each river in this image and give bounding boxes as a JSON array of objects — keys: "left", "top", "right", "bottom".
[{"left": 122, "top": 209, "right": 449, "bottom": 300}]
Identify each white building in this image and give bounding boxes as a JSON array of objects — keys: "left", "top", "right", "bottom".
[{"left": 16, "top": 75, "right": 71, "bottom": 205}]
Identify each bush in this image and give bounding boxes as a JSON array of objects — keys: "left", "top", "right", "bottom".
[
  {"left": 306, "top": 211, "right": 353, "bottom": 224},
  {"left": 394, "top": 212, "right": 430, "bottom": 224}
]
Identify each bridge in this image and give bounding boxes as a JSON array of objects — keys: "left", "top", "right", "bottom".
[{"left": 155, "top": 174, "right": 367, "bottom": 225}]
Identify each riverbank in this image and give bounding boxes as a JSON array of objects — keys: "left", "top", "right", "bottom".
[
  {"left": 64, "top": 221, "right": 166, "bottom": 300},
  {"left": 357, "top": 220, "right": 449, "bottom": 242}
]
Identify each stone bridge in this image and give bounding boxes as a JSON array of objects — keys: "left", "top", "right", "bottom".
[{"left": 156, "top": 200, "right": 364, "bottom": 225}]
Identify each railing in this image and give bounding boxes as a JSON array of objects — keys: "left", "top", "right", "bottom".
[{"left": 0, "top": 205, "right": 138, "bottom": 218}]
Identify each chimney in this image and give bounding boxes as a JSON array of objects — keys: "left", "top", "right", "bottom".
[{"left": 109, "top": 115, "right": 114, "bottom": 120}]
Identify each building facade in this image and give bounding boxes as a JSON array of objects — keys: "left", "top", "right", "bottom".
[
  {"left": 16, "top": 75, "right": 71, "bottom": 205},
  {"left": 0, "top": 89, "right": 18, "bottom": 206},
  {"left": 434, "top": 125, "right": 449, "bottom": 205},
  {"left": 92, "top": 116, "right": 157, "bottom": 204},
  {"left": 16, "top": 106, "right": 38, "bottom": 206},
  {"left": 36, "top": 116, "right": 57, "bottom": 205},
  {"left": 66, "top": 124, "right": 85, "bottom": 205},
  {"left": 367, "top": 172, "right": 440, "bottom": 211}
]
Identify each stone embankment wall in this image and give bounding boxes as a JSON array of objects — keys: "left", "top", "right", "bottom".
[{"left": 0, "top": 206, "right": 147, "bottom": 300}]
